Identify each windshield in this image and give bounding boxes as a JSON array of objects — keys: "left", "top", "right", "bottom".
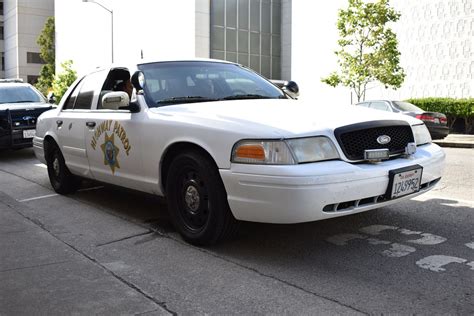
[
  {"left": 138, "top": 61, "right": 286, "bottom": 107},
  {"left": 0, "top": 85, "right": 45, "bottom": 104},
  {"left": 392, "top": 101, "right": 423, "bottom": 112}
]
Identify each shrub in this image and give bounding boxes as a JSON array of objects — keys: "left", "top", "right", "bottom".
[
  {"left": 52, "top": 60, "right": 77, "bottom": 104},
  {"left": 405, "top": 98, "right": 474, "bottom": 134}
]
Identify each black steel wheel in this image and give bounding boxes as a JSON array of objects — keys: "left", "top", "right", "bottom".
[
  {"left": 47, "top": 144, "right": 79, "bottom": 194},
  {"left": 166, "top": 150, "right": 239, "bottom": 245}
]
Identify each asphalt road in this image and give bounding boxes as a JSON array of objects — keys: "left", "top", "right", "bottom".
[{"left": 0, "top": 147, "right": 473, "bottom": 315}]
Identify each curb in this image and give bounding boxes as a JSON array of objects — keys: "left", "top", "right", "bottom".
[{"left": 433, "top": 141, "right": 474, "bottom": 149}]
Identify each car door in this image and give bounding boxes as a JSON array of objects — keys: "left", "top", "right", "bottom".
[
  {"left": 84, "top": 68, "right": 148, "bottom": 192},
  {"left": 55, "top": 70, "right": 107, "bottom": 177}
]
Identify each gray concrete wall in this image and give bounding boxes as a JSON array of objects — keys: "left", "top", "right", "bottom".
[
  {"left": 280, "top": 0, "right": 291, "bottom": 80},
  {"left": 3, "top": 0, "right": 53, "bottom": 81},
  {"left": 195, "top": 0, "right": 210, "bottom": 58}
]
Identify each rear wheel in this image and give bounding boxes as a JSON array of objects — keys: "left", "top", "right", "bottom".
[
  {"left": 47, "top": 144, "right": 79, "bottom": 194},
  {"left": 166, "top": 151, "right": 239, "bottom": 246}
]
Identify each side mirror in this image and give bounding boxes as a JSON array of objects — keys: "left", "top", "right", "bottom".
[
  {"left": 47, "top": 92, "right": 56, "bottom": 104},
  {"left": 128, "top": 102, "right": 140, "bottom": 113},
  {"left": 284, "top": 81, "right": 299, "bottom": 98},
  {"left": 102, "top": 91, "right": 130, "bottom": 110},
  {"left": 131, "top": 71, "right": 145, "bottom": 93},
  {"left": 270, "top": 80, "right": 299, "bottom": 99}
]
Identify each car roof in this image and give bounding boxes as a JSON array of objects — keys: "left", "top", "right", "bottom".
[
  {"left": 84, "top": 58, "right": 239, "bottom": 77},
  {"left": 137, "top": 57, "right": 234, "bottom": 66},
  {"left": 358, "top": 100, "right": 392, "bottom": 103},
  {"left": 0, "top": 82, "right": 35, "bottom": 88}
]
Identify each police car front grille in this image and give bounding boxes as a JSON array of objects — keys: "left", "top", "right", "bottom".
[
  {"left": 334, "top": 120, "right": 414, "bottom": 161},
  {"left": 9, "top": 108, "right": 51, "bottom": 128}
]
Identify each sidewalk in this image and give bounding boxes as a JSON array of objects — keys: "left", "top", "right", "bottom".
[
  {"left": 433, "top": 134, "right": 474, "bottom": 149},
  {"left": 0, "top": 192, "right": 169, "bottom": 315}
]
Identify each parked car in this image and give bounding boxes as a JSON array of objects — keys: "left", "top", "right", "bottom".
[
  {"left": 0, "top": 79, "right": 53, "bottom": 150},
  {"left": 356, "top": 100, "right": 449, "bottom": 139},
  {"left": 33, "top": 59, "right": 445, "bottom": 245}
]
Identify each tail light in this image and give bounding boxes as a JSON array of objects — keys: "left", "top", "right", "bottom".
[
  {"left": 439, "top": 117, "right": 447, "bottom": 124},
  {"left": 416, "top": 114, "right": 435, "bottom": 122}
]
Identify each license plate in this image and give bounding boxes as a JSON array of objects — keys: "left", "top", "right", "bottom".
[
  {"left": 23, "top": 129, "right": 36, "bottom": 138},
  {"left": 387, "top": 165, "right": 423, "bottom": 199},
  {"left": 434, "top": 118, "right": 440, "bottom": 124}
]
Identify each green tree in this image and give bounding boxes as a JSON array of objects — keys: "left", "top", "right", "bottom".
[
  {"left": 36, "top": 16, "right": 55, "bottom": 96},
  {"left": 322, "top": 0, "right": 405, "bottom": 102},
  {"left": 52, "top": 60, "right": 77, "bottom": 104}
]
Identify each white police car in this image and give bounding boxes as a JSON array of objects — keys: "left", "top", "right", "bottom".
[{"left": 33, "top": 59, "right": 445, "bottom": 245}]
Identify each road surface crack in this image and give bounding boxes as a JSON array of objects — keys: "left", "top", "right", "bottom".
[
  {"left": 96, "top": 231, "right": 154, "bottom": 247},
  {"left": 0, "top": 260, "right": 72, "bottom": 273}
]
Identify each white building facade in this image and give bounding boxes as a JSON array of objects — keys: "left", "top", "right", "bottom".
[
  {"left": 1, "top": 0, "right": 54, "bottom": 83},
  {"left": 55, "top": 0, "right": 473, "bottom": 103}
]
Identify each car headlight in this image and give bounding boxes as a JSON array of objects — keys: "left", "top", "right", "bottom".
[
  {"left": 231, "top": 140, "right": 295, "bottom": 164},
  {"left": 412, "top": 124, "right": 432, "bottom": 146},
  {"left": 231, "top": 137, "right": 339, "bottom": 165},
  {"left": 286, "top": 137, "right": 339, "bottom": 163}
]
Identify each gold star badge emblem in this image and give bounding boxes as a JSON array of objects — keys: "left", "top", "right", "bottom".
[{"left": 100, "top": 132, "right": 120, "bottom": 174}]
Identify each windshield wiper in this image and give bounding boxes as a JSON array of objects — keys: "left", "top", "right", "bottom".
[
  {"left": 221, "top": 94, "right": 273, "bottom": 100},
  {"left": 156, "top": 96, "right": 218, "bottom": 105}
]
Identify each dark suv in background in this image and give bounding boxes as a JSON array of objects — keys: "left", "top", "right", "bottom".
[
  {"left": 356, "top": 100, "right": 449, "bottom": 140},
  {"left": 0, "top": 79, "right": 53, "bottom": 150}
]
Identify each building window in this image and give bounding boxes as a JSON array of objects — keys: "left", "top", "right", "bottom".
[
  {"left": 27, "top": 52, "right": 45, "bottom": 64},
  {"left": 210, "top": 0, "right": 282, "bottom": 79},
  {"left": 0, "top": 23, "right": 3, "bottom": 40},
  {"left": 1, "top": 53, "right": 4, "bottom": 71},
  {"left": 0, "top": 1, "right": 4, "bottom": 16},
  {"left": 27, "top": 75, "right": 39, "bottom": 85}
]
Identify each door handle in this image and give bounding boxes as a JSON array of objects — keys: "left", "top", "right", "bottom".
[
  {"left": 86, "top": 121, "right": 96, "bottom": 128},
  {"left": 56, "top": 120, "right": 63, "bottom": 127}
]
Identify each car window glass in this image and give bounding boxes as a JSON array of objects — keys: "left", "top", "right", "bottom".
[
  {"left": 0, "top": 85, "right": 44, "bottom": 104},
  {"left": 369, "top": 102, "right": 390, "bottom": 111},
  {"left": 392, "top": 101, "right": 423, "bottom": 112},
  {"left": 138, "top": 61, "right": 284, "bottom": 107},
  {"left": 62, "top": 79, "right": 84, "bottom": 110},
  {"left": 74, "top": 70, "right": 105, "bottom": 110},
  {"left": 98, "top": 68, "right": 131, "bottom": 109}
]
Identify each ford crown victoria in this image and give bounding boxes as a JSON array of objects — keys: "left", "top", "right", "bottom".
[
  {"left": 33, "top": 59, "right": 445, "bottom": 245},
  {"left": 0, "top": 79, "right": 53, "bottom": 149}
]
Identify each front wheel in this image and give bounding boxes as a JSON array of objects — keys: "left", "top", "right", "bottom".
[
  {"left": 47, "top": 145, "right": 79, "bottom": 194},
  {"left": 166, "top": 151, "right": 239, "bottom": 246}
]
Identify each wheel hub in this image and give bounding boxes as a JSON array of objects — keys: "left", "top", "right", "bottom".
[
  {"left": 184, "top": 184, "right": 200, "bottom": 213},
  {"left": 52, "top": 157, "right": 60, "bottom": 177}
]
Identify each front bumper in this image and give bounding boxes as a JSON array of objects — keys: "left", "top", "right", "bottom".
[
  {"left": 0, "top": 130, "right": 35, "bottom": 149},
  {"left": 220, "top": 143, "right": 445, "bottom": 224}
]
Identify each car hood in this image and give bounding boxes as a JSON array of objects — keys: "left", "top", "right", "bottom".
[
  {"left": 0, "top": 102, "right": 51, "bottom": 111},
  {"left": 150, "top": 99, "right": 420, "bottom": 138}
]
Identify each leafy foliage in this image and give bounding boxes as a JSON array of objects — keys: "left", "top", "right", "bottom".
[
  {"left": 406, "top": 98, "right": 474, "bottom": 133},
  {"left": 322, "top": 0, "right": 405, "bottom": 102},
  {"left": 52, "top": 60, "right": 77, "bottom": 104},
  {"left": 35, "top": 17, "right": 55, "bottom": 96}
]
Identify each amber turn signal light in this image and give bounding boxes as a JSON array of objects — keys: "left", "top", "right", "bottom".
[{"left": 235, "top": 144, "right": 266, "bottom": 160}]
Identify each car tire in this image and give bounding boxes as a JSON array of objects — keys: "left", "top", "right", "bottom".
[
  {"left": 47, "top": 144, "right": 80, "bottom": 194},
  {"left": 166, "top": 150, "right": 239, "bottom": 246}
]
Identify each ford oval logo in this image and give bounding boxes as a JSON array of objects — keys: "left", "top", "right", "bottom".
[{"left": 377, "top": 135, "right": 391, "bottom": 145}]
